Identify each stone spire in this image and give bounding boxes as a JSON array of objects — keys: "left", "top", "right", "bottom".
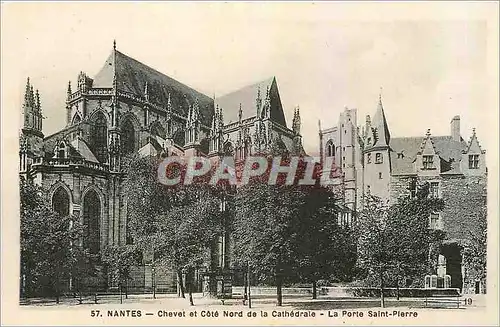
[
  {"left": 256, "top": 86, "right": 262, "bottom": 118},
  {"left": 238, "top": 103, "right": 243, "bottom": 123},
  {"left": 23, "top": 78, "right": 32, "bottom": 108},
  {"left": 218, "top": 105, "right": 224, "bottom": 130},
  {"left": 166, "top": 92, "right": 172, "bottom": 115},
  {"left": 193, "top": 98, "right": 200, "bottom": 121},
  {"left": 292, "top": 105, "right": 301, "bottom": 135},
  {"left": 22, "top": 78, "right": 43, "bottom": 133},
  {"left": 144, "top": 81, "right": 149, "bottom": 102},
  {"left": 35, "top": 89, "right": 41, "bottom": 112},
  {"left": 371, "top": 89, "right": 391, "bottom": 146},
  {"left": 67, "top": 81, "right": 72, "bottom": 99},
  {"left": 30, "top": 85, "right": 35, "bottom": 108},
  {"left": 262, "top": 86, "right": 271, "bottom": 119},
  {"left": 211, "top": 105, "right": 218, "bottom": 131}
]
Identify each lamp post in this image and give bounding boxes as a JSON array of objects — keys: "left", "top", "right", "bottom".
[{"left": 152, "top": 265, "right": 156, "bottom": 299}]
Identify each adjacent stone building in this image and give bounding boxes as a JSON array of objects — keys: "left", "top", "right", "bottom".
[{"left": 319, "top": 95, "right": 487, "bottom": 293}]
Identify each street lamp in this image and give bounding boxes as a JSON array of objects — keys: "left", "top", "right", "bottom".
[{"left": 152, "top": 266, "right": 156, "bottom": 299}]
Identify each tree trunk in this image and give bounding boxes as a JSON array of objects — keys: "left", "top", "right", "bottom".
[
  {"left": 247, "top": 264, "right": 252, "bottom": 309},
  {"left": 276, "top": 274, "right": 283, "bottom": 307},
  {"left": 125, "top": 278, "right": 128, "bottom": 299},
  {"left": 396, "top": 266, "right": 400, "bottom": 301},
  {"left": 177, "top": 270, "right": 185, "bottom": 298},
  {"left": 187, "top": 269, "right": 194, "bottom": 306},
  {"left": 379, "top": 266, "right": 385, "bottom": 308},
  {"left": 120, "top": 283, "right": 123, "bottom": 304},
  {"left": 312, "top": 280, "right": 317, "bottom": 300},
  {"left": 188, "top": 286, "right": 194, "bottom": 306}
]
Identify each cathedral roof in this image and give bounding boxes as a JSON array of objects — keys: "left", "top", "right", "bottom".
[
  {"left": 215, "top": 77, "right": 287, "bottom": 127},
  {"left": 93, "top": 48, "right": 214, "bottom": 126},
  {"left": 390, "top": 135, "right": 468, "bottom": 175}
]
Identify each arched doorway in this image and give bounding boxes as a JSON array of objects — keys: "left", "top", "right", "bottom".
[
  {"left": 82, "top": 190, "right": 101, "bottom": 255},
  {"left": 52, "top": 187, "right": 70, "bottom": 217}
]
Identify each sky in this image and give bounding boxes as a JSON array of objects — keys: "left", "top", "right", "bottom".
[{"left": 1, "top": 2, "right": 498, "bottom": 159}]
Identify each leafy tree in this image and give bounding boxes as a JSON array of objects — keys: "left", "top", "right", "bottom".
[
  {"left": 101, "top": 244, "right": 142, "bottom": 303},
  {"left": 152, "top": 188, "right": 222, "bottom": 305},
  {"left": 386, "top": 194, "right": 445, "bottom": 289},
  {"left": 293, "top": 186, "right": 357, "bottom": 299},
  {"left": 232, "top": 155, "right": 348, "bottom": 305},
  {"left": 356, "top": 188, "right": 445, "bottom": 306},
  {"left": 355, "top": 195, "right": 391, "bottom": 307},
  {"left": 20, "top": 178, "right": 85, "bottom": 301},
  {"left": 123, "top": 154, "right": 223, "bottom": 305},
  {"left": 462, "top": 205, "right": 487, "bottom": 293}
]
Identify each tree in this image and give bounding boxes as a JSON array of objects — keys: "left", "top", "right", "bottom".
[
  {"left": 20, "top": 178, "right": 84, "bottom": 301},
  {"left": 386, "top": 194, "right": 445, "bottom": 290},
  {"left": 293, "top": 186, "right": 357, "bottom": 299},
  {"left": 101, "top": 244, "right": 142, "bottom": 303},
  {"left": 232, "top": 155, "right": 347, "bottom": 305},
  {"left": 462, "top": 205, "right": 487, "bottom": 293},
  {"left": 233, "top": 182, "right": 301, "bottom": 306},
  {"left": 152, "top": 188, "right": 222, "bottom": 305},
  {"left": 356, "top": 189, "right": 445, "bottom": 306},
  {"left": 123, "top": 154, "right": 223, "bottom": 305},
  {"left": 355, "top": 195, "right": 391, "bottom": 307}
]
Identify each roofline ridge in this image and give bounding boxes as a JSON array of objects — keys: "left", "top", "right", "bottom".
[{"left": 111, "top": 49, "right": 213, "bottom": 102}]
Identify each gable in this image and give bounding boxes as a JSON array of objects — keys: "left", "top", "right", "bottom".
[
  {"left": 421, "top": 137, "right": 436, "bottom": 155},
  {"left": 467, "top": 137, "right": 482, "bottom": 154},
  {"left": 215, "top": 77, "right": 287, "bottom": 127}
]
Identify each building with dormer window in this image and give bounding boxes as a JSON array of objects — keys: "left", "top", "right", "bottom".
[{"left": 320, "top": 96, "right": 487, "bottom": 294}]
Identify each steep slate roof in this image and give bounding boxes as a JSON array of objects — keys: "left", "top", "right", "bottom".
[
  {"left": 372, "top": 98, "right": 391, "bottom": 146},
  {"left": 93, "top": 49, "right": 214, "bottom": 126},
  {"left": 70, "top": 137, "right": 99, "bottom": 163},
  {"left": 215, "top": 77, "right": 287, "bottom": 127},
  {"left": 390, "top": 136, "right": 468, "bottom": 175}
]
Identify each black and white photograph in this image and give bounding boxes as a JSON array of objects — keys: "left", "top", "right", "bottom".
[{"left": 1, "top": 2, "right": 498, "bottom": 326}]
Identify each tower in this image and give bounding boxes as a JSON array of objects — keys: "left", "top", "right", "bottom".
[
  {"left": 292, "top": 106, "right": 303, "bottom": 155},
  {"left": 20, "top": 78, "right": 44, "bottom": 177},
  {"left": 184, "top": 98, "right": 201, "bottom": 157},
  {"left": 362, "top": 93, "right": 392, "bottom": 203},
  {"left": 208, "top": 104, "right": 224, "bottom": 159}
]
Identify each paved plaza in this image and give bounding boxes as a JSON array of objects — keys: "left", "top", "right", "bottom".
[{"left": 20, "top": 292, "right": 486, "bottom": 312}]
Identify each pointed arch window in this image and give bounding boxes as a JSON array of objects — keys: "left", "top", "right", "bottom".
[
  {"left": 52, "top": 187, "right": 70, "bottom": 217},
  {"left": 72, "top": 113, "right": 82, "bottom": 125},
  {"left": 326, "top": 140, "right": 335, "bottom": 157},
  {"left": 83, "top": 189, "right": 101, "bottom": 254},
  {"left": 56, "top": 142, "right": 67, "bottom": 159},
  {"left": 90, "top": 112, "right": 108, "bottom": 163},
  {"left": 224, "top": 141, "right": 234, "bottom": 156},
  {"left": 151, "top": 123, "right": 165, "bottom": 139},
  {"left": 121, "top": 119, "right": 136, "bottom": 155}
]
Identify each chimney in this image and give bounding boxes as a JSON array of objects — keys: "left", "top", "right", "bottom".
[{"left": 451, "top": 115, "right": 460, "bottom": 141}]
